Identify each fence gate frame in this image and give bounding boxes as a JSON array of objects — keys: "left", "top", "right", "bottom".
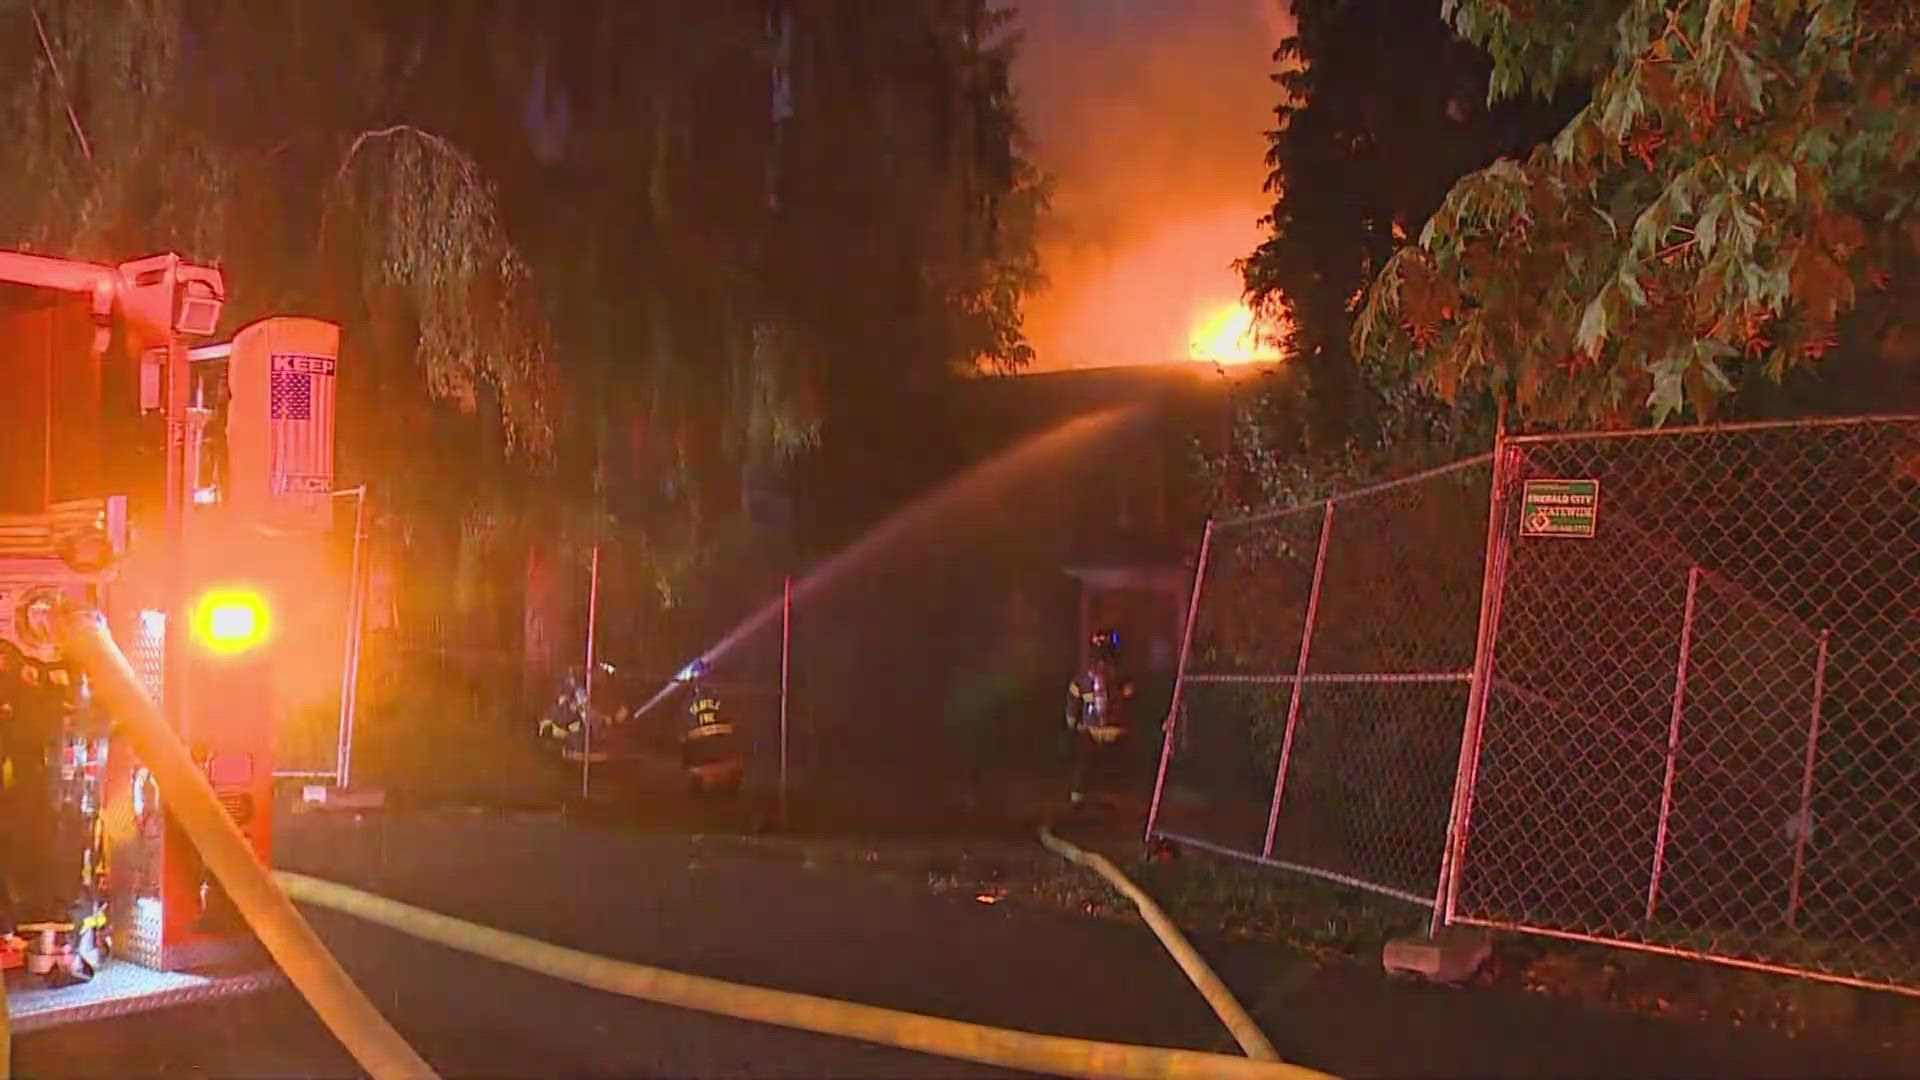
[
  {"left": 1146, "top": 452, "right": 1496, "bottom": 909},
  {"left": 1431, "top": 421, "right": 1514, "bottom": 935},
  {"left": 272, "top": 484, "right": 371, "bottom": 789},
  {"left": 1150, "top": 411, "right": 1920, "bottom": 998},
  {"left": 1437, "top": 412, "right": 1920, "bottom": 998}
]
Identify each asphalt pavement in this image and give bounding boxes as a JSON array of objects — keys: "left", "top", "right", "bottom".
[
  {"left": 17, "top": 810, "right": 1238, "bottom": 1078},
  {"left": 16, "top": 809, "right": 1916, "bottom": 1078}
]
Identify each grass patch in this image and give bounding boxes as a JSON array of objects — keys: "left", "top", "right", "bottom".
[
  {"left": 1122, "top": 855, "right": 1422, "bottom": 958},
  {"left": 1480, "top": 931, "right": 1920, "bottom": 1047},
  {"left": 794, "top": 829, "right": 1920, "bottom": 1057},
  {"left": 1120, "top": 849, "right": 1920, "bottom": 1054},
  {"left": 509, "top": 756, "right": 1920, "bottom": 1061}
]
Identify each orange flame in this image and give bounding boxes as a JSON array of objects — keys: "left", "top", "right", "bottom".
[{"left": 1187, "top": 303, "right": 1281, "bottom": 364}]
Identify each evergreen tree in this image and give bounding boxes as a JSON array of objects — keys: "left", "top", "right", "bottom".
[{"left": 1240, "top": 0, "right": 1571, "bottom": 449}]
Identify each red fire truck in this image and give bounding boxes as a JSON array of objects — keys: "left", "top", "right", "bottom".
[{"left": 0, "top": 249, "right": 342, "bottom": 1028}]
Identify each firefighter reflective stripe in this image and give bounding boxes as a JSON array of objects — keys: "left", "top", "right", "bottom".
[
  {"left": 1068, "top": 678, "right": 1134, "bottom": 700},
  {"left": 1070, "top": 674, "right": 1134, "bottom": 698},
  {"left": 1067, "top": 678, "right": 1088, "bottom": 726},
  {"left": 13, "top": 918, "right": 93, "bottom": 934},
  {"left": 683, "top": 723, "right": 734, "bottom": 741}
]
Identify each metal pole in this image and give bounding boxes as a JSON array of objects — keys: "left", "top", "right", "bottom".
[
  {"left": 1435, "top": 417, "right": 1510, "bottom": 936},
  {"left": 163, "top": 328, "right": 189, "bottom": 741},
  {"left": 336, "top": 486, "right": 369, "bottom": 790},
  {"left": 1785, "top": 629, "right": 1831, "bottom": 930},
  {"left": 780, "top": 574, "right": 792, "bottom": 827},
  {"left": 1646, "top": 565, "right": 1701, "bottom": 924},
  {"left": 581, "top": 544, "right": 601, "bottom": 800},
  {"left": 1262, "top": 502, "right": 1334, "bottom": 859},
  {"left": 1145, "top": 519, "right": 1214, "bottom": 847}
]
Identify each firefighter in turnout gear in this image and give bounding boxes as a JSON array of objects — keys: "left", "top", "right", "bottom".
[
  {"left": 0, "top": 638, "right": 111, "bottom": 986},
  {"left": 679, "top": 660, "right": 744, "bottom": 796},
  {"left": 537, "top": 662, "right": 626, "bottom": 760},
  {"left": 1065, "top": 628, "right": 1136, "bottom": 809},
  {"left": 537, "top": 666, "right": 591, "bottom": 753}
]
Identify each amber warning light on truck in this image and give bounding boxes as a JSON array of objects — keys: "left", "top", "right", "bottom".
[{"left": 190, "top": 585, "right": 272, "bottom": 656}]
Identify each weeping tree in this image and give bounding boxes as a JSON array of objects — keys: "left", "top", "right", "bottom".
[
  {"left": 773, "top": 1, "right": 1049, "bottom": 566},
  {"left": 0, "top": 2, "right": 556, "bottom": 434},
  {"left": 0, "top": 0, "right": 231, "bottom": 259},
  {"left": 0, "top": 0, "right": 1048, "bottom": 705},
  {"left": 509, "top": 0, "right": 1049, "bottom": 631},
  {"left": 0, "top": 2, "right": 562, "bottom": 659}
]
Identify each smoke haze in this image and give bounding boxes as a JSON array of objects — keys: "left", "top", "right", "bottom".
[{"left": 1013, "top": 0, "right": 1292, "bottom": 369}]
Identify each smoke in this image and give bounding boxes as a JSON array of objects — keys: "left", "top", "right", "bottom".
[{"left": 1013, "top": 0, "right": 1293, "bottom": 369}]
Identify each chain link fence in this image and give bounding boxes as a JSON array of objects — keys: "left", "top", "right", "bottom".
[
  {"left": 1149, "top": 455, "right": 1493, "bottom": 906},
  {"left": 272, "top": 490, "right": 370, "bottom": 784},
  {"left": 1152, "top": 412, "right": 1920, "bottom": 995},
  {"left": 1447, "top": 415, "right": 1920, "bottom": 994}
]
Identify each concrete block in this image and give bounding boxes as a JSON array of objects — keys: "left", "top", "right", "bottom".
[
  {"left": 300, "top": 786, "right": 387, "bottom": 811},
  {"left": 1382, "top": 925, "right": 1492, "bottom": 984}
]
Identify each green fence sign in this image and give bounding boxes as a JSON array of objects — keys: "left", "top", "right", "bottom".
[{"left": 1520, "top": 478, "right": 1599, "bottom": 538}]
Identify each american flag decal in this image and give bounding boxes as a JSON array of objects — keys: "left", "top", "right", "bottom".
[
  {"left": 270, "top": 370, "right": 313, "bottom": 420},
  {"left": 268, "top": 352, "right": 335, "bottom": 501}
]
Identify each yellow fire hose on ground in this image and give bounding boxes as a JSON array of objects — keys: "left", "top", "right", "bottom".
[
  {"left": 278, "top": 872, "right": 1331, "bottom": 1080},
  {"left": 55, "top": 609, "right": 437, "bottom": 1080},
  {"left": 1038, "top": 825, "right": 1281, "bottom": 1063},
  {"left": 47, "top": 606, "right": 1332, "bottom": 1080}
]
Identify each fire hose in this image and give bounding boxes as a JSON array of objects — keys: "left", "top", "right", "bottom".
[
  {"left": 276, "top": 872, "right": 1331, "bottom": 1080},
  {"left": 44, "top": 605, "right": 1328, "bottom": 1079},
  {"left": 1038, "top": 825, "right": 1280, "bottom": 1063},
  {"left": 54, "top": 608, "right": 437, "bottom": 1080}
]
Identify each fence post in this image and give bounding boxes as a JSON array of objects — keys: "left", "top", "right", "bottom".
[
  {"left": 1145, "top": 518, "right": 1214, "bottom": 848},
  {"left": 1261, "top": 501, "right": 1335, "bottom": 859},
  {"left": 1646, "top": 565, "right": 1702, "bottom": 924},
  {"left": 1785, "top": 629, "right": 1831, "bottom": 930},
  {"left": 581, "top": 543, "right": 602, "bottom": 800},
  {"left": 336, "top": 484, "right": 370, "bottom": 790},
  {"left": 780, "top": 573, "right": 792, "bottom": 828},
  {"left": 1433, "top": 423, "right": 1511, "bottom": 936}
]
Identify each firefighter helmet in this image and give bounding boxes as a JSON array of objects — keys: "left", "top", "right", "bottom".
[{"left": 1089, "top": 627, "right": 1120, "bottom": 660}]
